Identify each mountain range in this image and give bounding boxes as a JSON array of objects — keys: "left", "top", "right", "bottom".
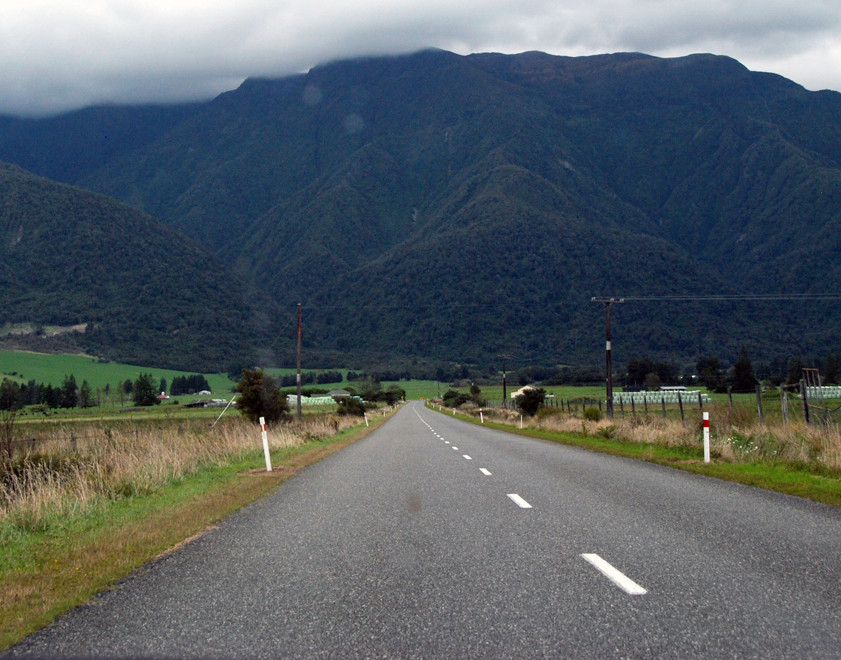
[{"left": 1, "top": 49, "right": 840, "bottom": 373}]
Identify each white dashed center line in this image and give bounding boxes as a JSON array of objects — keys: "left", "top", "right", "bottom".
[
  {"left": 507, "top": 493, "right": 532, "bottom": 509},
  {"left": 480, "top": 468, "right": 492, "bottom": 476},
  {"left": 581, "top": 554, "right": 647, "bottom": 595},
  {"left": 462, "top": 454, "right": 472, "bottom": 460}
]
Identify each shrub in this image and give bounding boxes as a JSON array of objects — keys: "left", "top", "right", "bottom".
[
  {"left": 235, "top": 368, "right": 289, "bottom": 424},
  {"left": 336, "top": 397, "right": 366, "bottom": 416},
  {"left": 597, "top": 424, "right": 618, "bottom": 439},
  {"left": 515, "top": 387, "right": 546, "bottom": 416},
  {"left": 443, "top": 389, "right": 469, "bottom": 408},
  {"left": 583, "top": 407, "right": 603, "bottom": 421}
]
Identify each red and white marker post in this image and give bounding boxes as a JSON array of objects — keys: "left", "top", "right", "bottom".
[
  {"left": 703, "top": 411, "right": 710, "bottom": 463},
  {"left": 259, "top": 416, "right": 272, "bottom": 472}
]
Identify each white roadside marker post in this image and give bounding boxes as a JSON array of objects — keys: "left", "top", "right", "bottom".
[
  {"left": 703, "top": 411, "right": 710, "bottom": 463},
  {"left": 260, "top": 416, "right": 272, "bottom": 472},
  {"left": 480, "top": 409, "right": 484, "bottom": 424}
]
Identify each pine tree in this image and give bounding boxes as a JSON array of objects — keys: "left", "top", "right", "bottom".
[
  {"left": 60, "top": 375, "right": 78, "bottom": 408},
  {"left": 79, "top": 380, "right": 94, "bottom": 408},
  {"left": 132, "top": 373, "right": 159, "bottom": 407},
  {"left": 730, "top": 347, "right": 758, "bottom": 392}
]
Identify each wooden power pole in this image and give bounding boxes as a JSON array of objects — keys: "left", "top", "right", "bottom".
[
  {"left": 591, "top": 297, "right": 624, "bottom": 419},
  {"left": 296, "top": 303, "right": 302, "bottom": 421}
]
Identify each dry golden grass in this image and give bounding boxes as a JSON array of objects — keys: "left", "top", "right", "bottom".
[
  {"left": 0, "top": 413, "right": 367, "bottom": 531},
  {"left": 474, "top": 404, "right": 841, "bottom": 472}
]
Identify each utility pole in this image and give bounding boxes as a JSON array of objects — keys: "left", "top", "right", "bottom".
[
  {"left": 296, "top": 303, "right": 302, "bottom": 421},
  {"left": 591, "top": 297, "right": 624, "bottom": 419},
  {"left": 501, "top": 355, "right": 509, "bottom": 407}
]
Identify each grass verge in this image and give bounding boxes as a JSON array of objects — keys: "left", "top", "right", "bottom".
[
  {"left": 431, "top": 407, "right": 841, "bottom": 508},
  {"left": 0, "top": 410, "right": 393, "bottom": 651}
]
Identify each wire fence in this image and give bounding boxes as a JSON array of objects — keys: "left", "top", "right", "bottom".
[{"left": 483, "top": 385, "right": 841, "bottom": 427}]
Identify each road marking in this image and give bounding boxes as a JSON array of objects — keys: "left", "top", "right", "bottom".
[
  {"left": 463, "top": 454, "right": 472, "bottom": 460},
  {"left": 445, "top": 441, "right": 450, "bottom": 444},
  {"left": 452, "top": 446, "right": 459, "bottom": 451},
  {"left": 507, "top": 493, "right": 532, "bottom": 508},
  {"left": 480, "top": 468, "right": 492, "bottom": 476},
  {"left": 581, "top": 554, "right": 647, "bottom": 595}
]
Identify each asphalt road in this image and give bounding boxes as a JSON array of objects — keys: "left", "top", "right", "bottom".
[{"left": 7, "top": 401, "right": 841, "bottom": 658}]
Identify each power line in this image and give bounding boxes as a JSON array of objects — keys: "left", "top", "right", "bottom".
[{"left": 617, "top": 293, "right": 841, "bottom": 302}]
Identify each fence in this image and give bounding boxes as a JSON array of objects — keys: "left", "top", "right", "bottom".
[{"left": 480, "top": 386, "right": 841, "bottom": 427}]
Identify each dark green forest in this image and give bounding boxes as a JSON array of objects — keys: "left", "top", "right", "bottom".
[{"left": 1, "top": 50, "right": 840, "bottom": 373}]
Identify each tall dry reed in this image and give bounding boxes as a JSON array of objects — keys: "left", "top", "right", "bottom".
[
  {"left": 0, "top": 413, "right": 365, "bottom": 533},
  {"left": 479, "top": 405, "right": 841, "bottom": 472}
]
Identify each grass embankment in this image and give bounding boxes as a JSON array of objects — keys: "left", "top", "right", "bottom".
[
  {"left": 429, "top": 403, "right": 841, "bottom": 508},
  {"left": 0, "top": 408, "right": 396, "bottom": 650}
]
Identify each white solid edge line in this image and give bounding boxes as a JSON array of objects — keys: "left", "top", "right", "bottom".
[
  {"left": 463, "top": 454, "right": 472, "bottom": 460},
  {"left": 507, "top": 493, "right": 532, "bottom": 509},
  {"left": 480, "top": 468, "right": 492, "bottom": 476},
  {"left": 581, "top": 553, "right": 647, "bottom": 595}
]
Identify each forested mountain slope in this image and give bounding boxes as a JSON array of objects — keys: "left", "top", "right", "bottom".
[
  {"left": 1, "top": 49, "right": 839, "bottom": 368},
  {"left": 0, "top": 163, "right": 277, "bottom": 370}
]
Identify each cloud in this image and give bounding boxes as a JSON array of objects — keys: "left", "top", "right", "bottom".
[{"left": 1, "top": 0, "right": 839, "bottom": 116}]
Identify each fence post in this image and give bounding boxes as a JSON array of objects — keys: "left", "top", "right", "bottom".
[
  {"left": 781, "top": 389, "right": 789, "bottom": 425},
  {"left": 801, "top": 380, "right": 810, "bottom": 425},
  {"left": 698, "top": 391, "right": 703, "bottom": 411},
  {"left": 756, "top": 384, "right": 763, "bottom": 423},
  {"left": 728, "top": 387, "right": 733, "bottom": 410},
  {"left": 678, "top": 392, "right": 685, "bottom": 424},
  {"left": 643, "top": 393, "right": 648, "bottom": 415}
]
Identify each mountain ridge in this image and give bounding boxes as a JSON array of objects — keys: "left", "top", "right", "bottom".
[{"left": 1, "top": 49, "right": 840, "bottom": 370}]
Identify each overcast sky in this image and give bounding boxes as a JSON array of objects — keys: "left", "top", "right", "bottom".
[{"left": 2, "top": 0, "right": 840, "bottom": 117}]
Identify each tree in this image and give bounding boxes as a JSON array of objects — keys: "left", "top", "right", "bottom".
[
  {"left": 355, "top": 378, "right": 383, "bottom": 402},
  {"left": 0, "top": 378, "right": 21, "bottom": 411},
  {"left": 643, "top": 372, "right": 661, "bottom": 391},
  {"left": 236, "top": 368, "right": 288, "bottom": 424},
  {"left": 336, "top": 397, "right": 366, "bottom": 416},
  {"left": 442, "top": 389, "right": 469, "bottom": 407},
  {"left": 60, "top": 375, "right": 78, "bottom": 408},
  {"left": 469, "top": 384, "right": 486, "bottom": 407},
  {"left": 79, "top": 380, "right": 94, "bottom": 408},
  {"left": 132, "top": 373, "right": 159, "bottom": 407},
  {"left": 159, "top": 377, "right": 168, "bottom": 395},
  {"left": 730, "top": 346, "right": 758, "bottom": 392},
  {"left": 515, "top": 387, "right": 545, "bottom": 416},
  {"left": 697, "top": 355, "right": 725, "bottom": 392},
  {"left": 785, "top": 356, "right": 806, "bottom": 387},
  {"left": 382, "top": 386, "right": 406, "bottom": 405},
  {"left": 824, "top": 353, "right": 840, "bottom": 385}
]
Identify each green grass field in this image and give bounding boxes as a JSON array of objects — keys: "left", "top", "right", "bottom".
[{"left": 0, "top": 350, "right": 235, "bottom": 394}]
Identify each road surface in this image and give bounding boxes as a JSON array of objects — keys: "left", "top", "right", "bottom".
[{"left": 7, "top": 401, "right": 841, "bottom": 658}]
